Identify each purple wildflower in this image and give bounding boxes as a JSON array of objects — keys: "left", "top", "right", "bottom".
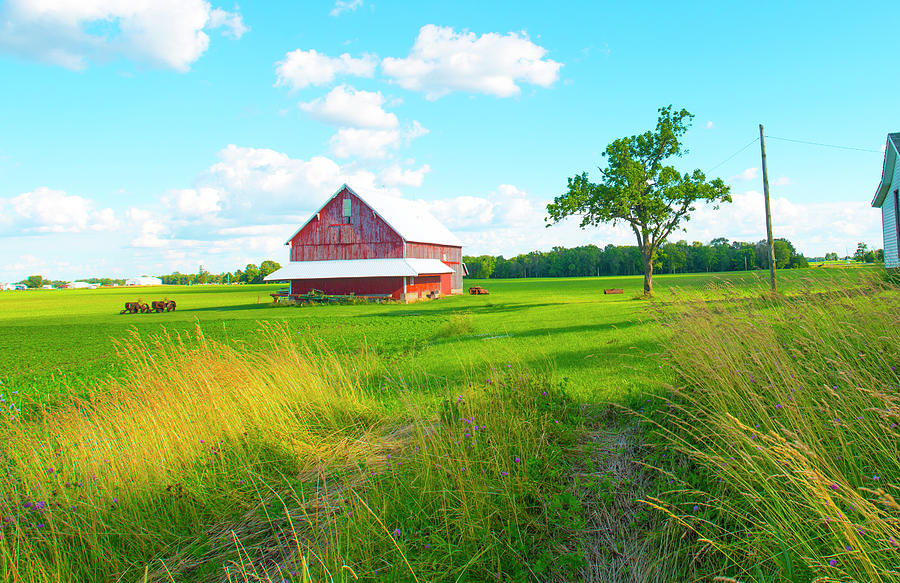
[
  {"left": 693, "top": 505, "right": 699, "bottom": 512},
  {"left": 514, "top": 457, "right": 520, "bottom": 463},
  {"left": 828, "top": 559, "right": 837, "bottom": 567},
  {"left": 775, "top": 404, "right": 783, "bottom": 409},
  {"left": 393, "top": 528, "right": 401, "bottom": 537},
  {"left": 501, "top": 471, "right": 509, "bottom": 476}
]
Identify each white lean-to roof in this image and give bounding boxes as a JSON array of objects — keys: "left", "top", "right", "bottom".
[
  {"left": 285, "top": 184, "right": 463, "bottom": 247},
  {"left": 264, "top": 258, "right": 453, "bottom": 281}
]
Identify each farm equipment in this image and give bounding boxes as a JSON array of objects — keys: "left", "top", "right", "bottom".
[
  {"left": 120, "top": 299, "right": 175, "bottom": 314},
  {"left": 468, "top": 286, "right": 490, "bottom": 295},
  {"left": 151, "top": 300, "right": 176, "bottom": 312}
]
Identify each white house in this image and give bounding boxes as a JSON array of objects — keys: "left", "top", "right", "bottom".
[
  {"left": 873, "top": 132, "right": 900, "bottom": 268},
  {"left": 125, "top": 276, "right": 163, "bottom": 286}
]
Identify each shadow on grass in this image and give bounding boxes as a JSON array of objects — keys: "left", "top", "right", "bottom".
[
  {"left": 180, "top": 303, "right": 281, "bottom": 313},
  {"left": 427, "top": 317, "right": 643, "bottom": 348}
]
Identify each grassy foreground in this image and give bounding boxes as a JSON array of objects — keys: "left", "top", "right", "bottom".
[
  {"left": 641, "top": 277, "right": 900, "bottom": 582},
  {"left": 1, "top": 325, "right": 583, "bottom": 582}
]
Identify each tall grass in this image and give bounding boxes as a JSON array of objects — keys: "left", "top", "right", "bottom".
[
  {"left": 645, "top": 276, "right": 900, "bottom": 582},
  {"left": 0, "top": 324, "right": 582, "bottom": 582}
]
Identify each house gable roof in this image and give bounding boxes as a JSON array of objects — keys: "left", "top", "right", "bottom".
[
  {"left": 285, "top": 184, "right": 463, "bottom": 247},
  {"left": 873, "top": 133, "right": 900, "bottom": 208}
]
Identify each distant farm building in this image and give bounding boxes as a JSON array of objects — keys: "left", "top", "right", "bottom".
[
  {"left": 265, "top": 184, "right": 465, "bottom": 302},
  {"left": 64, "top": 281, "right": 98, "bottom": 289},
  {"left": 874, "top": 132, "right": 900, "bottom": 268},
  {"left": 126, "top": 276, "right": 163, "bottom": 286}
]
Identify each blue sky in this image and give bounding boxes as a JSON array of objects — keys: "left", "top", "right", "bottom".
[{"left": 0, "top": 0, "right": 896, "bottom": 281}]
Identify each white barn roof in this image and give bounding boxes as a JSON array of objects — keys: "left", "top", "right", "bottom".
[
  {"left": 264, "top": 258, "right": 453, "bottom": 281},
  {"left": 286, "top": 184, "right": 463, "bottom": 247}
]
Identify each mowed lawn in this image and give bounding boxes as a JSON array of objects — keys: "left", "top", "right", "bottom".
[{"left": 0, "top": 268, "right": 862, "bottom": 403}]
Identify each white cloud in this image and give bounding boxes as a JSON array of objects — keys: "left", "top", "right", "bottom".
[
  {"left": 126, "top": 208, "right": 169, "bottom": 248},
  {"left": 0, "top": 0, "right": 245, "bottom": 71},
  {"left": 729, "top": 167, "right": 759, "bottom": 182},
  {"left": 330, "top": 0, "right": 363, "bottom": 17},
  {"left": 3, "top": 187, "right": 118, "bottom": 233},
  {"left": 682, "top": 190, "right": 882, "bottom": 256},
  {"left": 329, "top": 122, "right": 428, "bottom": 159},
  {"left": 775, "top": 176, "right": 792, "bottom": 186},
  {"left": 275, "top": 49, "right": 377, "bottom": 90},
  {"left": 378, "top": 164, "right": 431, "bottom": 187},
  {"left": 162, "top": 187, "right": 223, "bottom": 217},
  {"left": 300, "top": 85, "right": 398, "bottom": 129},
  {"left": 208, "top": 8, "right": 248, "bottom": 39},
  {"left": 381, "top": 24, "right": 562, "bottom": 99},
  {"left": 705, "top": 121, "right": 714, "bottom": 129}
]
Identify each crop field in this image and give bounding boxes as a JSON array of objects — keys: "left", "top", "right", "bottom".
[{"left": 0, "top": 267, "right": 897, "bottom": 582}]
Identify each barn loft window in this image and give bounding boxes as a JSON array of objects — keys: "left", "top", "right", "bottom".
[{"left": 342, "top": 197, "right": 351, "bottom": 224}]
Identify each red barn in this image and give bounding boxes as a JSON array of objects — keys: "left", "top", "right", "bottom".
[{"left": 264, "top": 184, "right": 465, "bottom": 302}]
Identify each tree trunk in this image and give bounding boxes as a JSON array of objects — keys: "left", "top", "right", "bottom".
[{"left": 643, "top": 254, "right": 653, "bottom": 295}]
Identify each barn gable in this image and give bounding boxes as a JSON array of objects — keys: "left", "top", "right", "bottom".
[
  {"left": 265, "top": 183, "right": 465, "bottom": 301},
  {"left": 873, "top": 133, "right": 900, "bottom": 268},
  {"left": 286, "top": 184, "right": 463, "bottom": 250}
]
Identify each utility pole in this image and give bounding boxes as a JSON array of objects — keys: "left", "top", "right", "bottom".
[{"left": 759, "top": 124, "right": 776, "bottom": 293}]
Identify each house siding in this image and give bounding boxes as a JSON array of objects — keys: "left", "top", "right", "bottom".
[{"left": 885, "top": 157, "right": 900, "bottom": 269}]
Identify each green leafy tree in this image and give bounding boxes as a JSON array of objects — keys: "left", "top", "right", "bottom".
[
  {"left": 242, "top": 264, "right": 260, "bottom": 284},
  {"left": 546, "top": 106, "right": 731, "bottom": 295},
  {"left": 25, "top": 275, "right": 46, "bottom": 288},
  {"left": 825, "top": 252, "right": 839, "bottom": 261},
  {"left": 259, "top": 260, "right": 282, "bottom": 282},
  {"left": 853, "top": 242, "right": 869, "bottom": 262},
  {"left": 773, "top": 239, "right": 793, "bottom": 269},
  {"left": 875, "top": 249, "right": 884, "bottom": 263}
]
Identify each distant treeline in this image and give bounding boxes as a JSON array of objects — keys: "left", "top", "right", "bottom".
[
  {"left": 159, "top": 260, "right": 281, "bottom": 285},
  {"left": 464, "top": 238, "right": 812, "bottom": 279}
]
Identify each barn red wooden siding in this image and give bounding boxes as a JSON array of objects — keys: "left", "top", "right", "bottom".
[
  {"left": 290, "top": 190, "right": 404, "bottom": 261},
  {"left": 288, "top": 275, "right": 447, "bottom": 300},
  {"left": 405, "top": 242, "right": 463, "bottom": 292},
  {"left": 290, "top": 276, "right": 405, "bottom": 298}
]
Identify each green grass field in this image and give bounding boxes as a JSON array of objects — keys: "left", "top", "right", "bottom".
[
  {"left": 0, "top": 268, "right": 863, "bottom": 403},
  {"left": 0, "top": 267, "right": 895, "bottom": 582}
]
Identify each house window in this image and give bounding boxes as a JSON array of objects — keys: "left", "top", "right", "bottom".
[{"left": 895, "top": 189, "right": 900, "bottom": 257}]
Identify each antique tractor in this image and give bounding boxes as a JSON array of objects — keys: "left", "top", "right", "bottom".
[
  {"left": 120, "top": 299, "right": 176, "bottom": 314},
  {"left": 120, "top": 301, "right": 149, "bottom": 314},
  {"left": 151, "top": 300, "right": 177, "bottom": 312}
]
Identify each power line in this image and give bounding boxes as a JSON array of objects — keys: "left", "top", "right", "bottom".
[
  {"left": 705, "top": 137, "right": 759, "bottom": 174},
  {"left": 764, "top": 135, "right": 882, "bottom": 153}
]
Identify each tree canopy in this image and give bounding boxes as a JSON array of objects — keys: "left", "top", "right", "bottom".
[{"left": 546, "top": 106, "right": 731, "bottom": 294}]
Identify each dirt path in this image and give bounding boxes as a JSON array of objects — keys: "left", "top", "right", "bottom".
[{"left": 576, "top": 407, "right": 665, "bottom": 583}]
